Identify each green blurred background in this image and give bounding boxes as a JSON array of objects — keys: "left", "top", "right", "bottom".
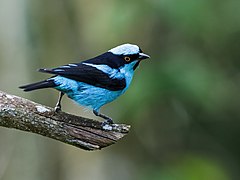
[{"left": 0, "top": 0, "right": 240, "bottom": 179}]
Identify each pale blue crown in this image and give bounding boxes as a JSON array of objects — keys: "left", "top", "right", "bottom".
[{"left": 108, "top": 43, "right": 140, "bottom": 55}]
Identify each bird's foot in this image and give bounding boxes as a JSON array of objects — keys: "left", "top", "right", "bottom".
[
  {"left": 93, "top": 110, "right": 114, "bottom": 127},
  {"left": 101, "top": 118, "right": 114, "bottom": 131},
  {"left": 54, "top": 105, "right": 62, "bottom": 112},
  {"left": 55, "top": 92, "right": 64, "bottom": 112},
  {"left": 102, "top": 118, "right": 113, "bottom": 126}
]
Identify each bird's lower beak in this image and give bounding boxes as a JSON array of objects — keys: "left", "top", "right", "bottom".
[{"left": 139, "top": 52, "right": 150, "bottom": 60}]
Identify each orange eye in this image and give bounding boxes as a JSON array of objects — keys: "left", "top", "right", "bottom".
[{"left": 124, "top": 56, "right": 131, "bottom": 62}]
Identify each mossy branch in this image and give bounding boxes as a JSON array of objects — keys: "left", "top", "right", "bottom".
[{"left": 0, "top": 90, "right": 130, "bottom": 150}]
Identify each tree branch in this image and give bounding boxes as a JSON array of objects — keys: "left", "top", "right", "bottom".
[{"left": 0, "top": 90, "right": 130, "bottom": 150}]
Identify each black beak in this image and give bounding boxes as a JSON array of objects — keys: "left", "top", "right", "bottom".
[{"left": 138, "top": 52, "right": 150, "bottom": 60}]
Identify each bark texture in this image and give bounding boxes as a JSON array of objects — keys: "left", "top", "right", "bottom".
[{"left": 0, "top": 90, "right": 130, "bottom": 150}]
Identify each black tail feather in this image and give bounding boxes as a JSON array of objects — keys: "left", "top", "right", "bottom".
[{"left": 19, "top": 79, "right": 56, "bottom": 91}]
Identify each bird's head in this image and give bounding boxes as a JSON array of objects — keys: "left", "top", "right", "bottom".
[{"left": 108, "top": 43, "right": 150, "bottom": 70}]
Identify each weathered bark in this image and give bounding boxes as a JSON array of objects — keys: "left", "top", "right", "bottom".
[{"left": 0, "top": 90, "right": 130, "bottom": 150}]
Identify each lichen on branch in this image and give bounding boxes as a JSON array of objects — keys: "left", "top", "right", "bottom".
[{"left": 0, "top": 90, "right": 130, "bottom": 150}]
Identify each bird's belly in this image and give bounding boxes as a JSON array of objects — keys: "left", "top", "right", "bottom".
[
  {"left": 53, "top": 76, "right": 123, "bottom": 110},
  {"left": 69, "top": 84, "right": 123, "bottom": 110}
]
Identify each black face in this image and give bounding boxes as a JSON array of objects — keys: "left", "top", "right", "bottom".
[
  {"left": 119, "top": 48, "right": 145, "bottom": 63},
  {"left": 119, "top": 53, "right": 140, "bottom": 63},
  {"left": 84, "top": 52, "right": 141, "bottom": 69}
]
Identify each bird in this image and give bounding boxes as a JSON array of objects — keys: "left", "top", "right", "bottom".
[{"left": 19, "top": 43, "right": 150, "bottom": 125}]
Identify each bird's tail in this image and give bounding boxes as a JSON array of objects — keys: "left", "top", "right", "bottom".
[{"left": 19, "top": 79, "right": 56, "bottom": 92}]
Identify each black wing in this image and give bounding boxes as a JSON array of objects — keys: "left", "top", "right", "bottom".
[{"left": 39, "top": 63, "right": 126, "bottom": 91}]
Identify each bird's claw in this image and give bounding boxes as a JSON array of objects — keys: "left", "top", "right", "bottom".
[
  {"left": 54, "top": 106, "right": 61, "bottom": 112},
  {"left": 101, "top": 118, "right": 113, "bottom": 127},
  {"left": 101, "top": 118, "right": 114, "bottom": 131}
]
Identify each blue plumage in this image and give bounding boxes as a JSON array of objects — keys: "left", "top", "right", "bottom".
[
  {"left": 53, "top": 60, "right": 138, "bottom": 111},
  {"left": 19, "top": 43, "right": 150, "bottom": 124},
  {"left": 54, "top": 76, "right": 123, "bottom": 111}
]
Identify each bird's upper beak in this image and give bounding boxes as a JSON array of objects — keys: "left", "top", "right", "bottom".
[{"left": 138, "top": 52, "right": 150, "bottom": 60}]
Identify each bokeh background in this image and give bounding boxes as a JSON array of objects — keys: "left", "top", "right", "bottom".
[{"left": 0, "top": 0, "right": 240, "bottom": 179}]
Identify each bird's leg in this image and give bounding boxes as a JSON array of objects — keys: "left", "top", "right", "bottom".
[
  {"left": 55, "top": 92, "right": 65, "bottom": 112},
  {"left": 93, "top": 109, "right": 114, "bottom": 125}
]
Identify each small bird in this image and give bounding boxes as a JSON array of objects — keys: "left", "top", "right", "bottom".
[{"left": 19, "top": 43, "right": 150, "bottom": 125}]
